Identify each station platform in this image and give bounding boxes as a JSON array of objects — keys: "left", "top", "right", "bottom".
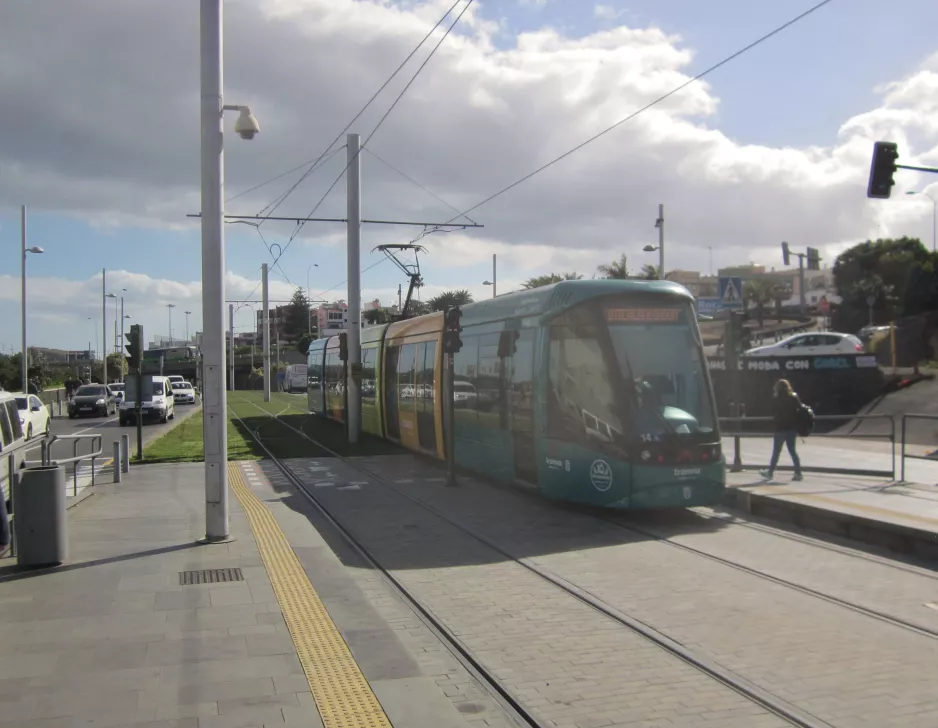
[
  {"left": 722, "top": 434, "right": 938, "bottom": 562},
  {"left": 0, "top": 462, "right": 504, "bottom": 728}
]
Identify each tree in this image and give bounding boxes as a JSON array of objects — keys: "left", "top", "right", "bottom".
[
  {"left": 772, "top": 281, "right": 793, "bottom": 321},
  {"left": 597, "top": 255, "right": 630, "bottom": 279},
  {"left": 283, "top": 287, "right": 311, "bottom": 341},
  {"left": 106, "top": 353, "right": 126, "bottom": 383},
  {"left": 363, "top": 308, "right": 392, "bottom": 325},
  {"left": 638, "top": 264, "right": 660, "bottom": 280},
  {"left": 521, "top": 272, "right": 583, "bottom": 289},
  {"left": 428, "top": 289, "right": 474, "bottom": 312},
  {"left": 296, "top": 332, "right": 318, "bottom": 355},
  {"left": 743, "top": 279, "right": 775, "bottom": 328}
]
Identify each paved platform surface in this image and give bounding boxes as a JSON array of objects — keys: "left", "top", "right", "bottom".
[{"left": 0, "top": 461, "right": 494, "bottom": 728}]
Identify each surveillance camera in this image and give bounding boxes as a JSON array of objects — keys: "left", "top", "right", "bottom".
[{"left": 233, "top": 106, "right": 260, "bottom": 140}]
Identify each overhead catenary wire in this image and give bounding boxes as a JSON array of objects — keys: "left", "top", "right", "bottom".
[
  {"left": 248, "top": 0, "right": 466, "bottom": 225},
  {"left": 272, "top": 0, "right": 476, "bottom": 270},
  {"left": 431, "top": 0, "right": 836, "bottom": 227},
  {"left": 226, "top": 146, "right": 344, "bottom": 206}
]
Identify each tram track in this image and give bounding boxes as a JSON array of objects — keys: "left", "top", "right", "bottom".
[{"left": 231, "top": 395, "right": 833, "bottom": 728}]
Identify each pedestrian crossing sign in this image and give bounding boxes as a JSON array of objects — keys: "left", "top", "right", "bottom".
[{"left": 718, "top": 276, "right": 743, "bottom": 310}]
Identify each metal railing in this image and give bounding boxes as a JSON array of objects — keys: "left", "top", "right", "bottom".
[
  {"left": 719, "top": 413, "right": 897, "bottom": 479},
  {"left": 26, "top": 433, "right": 104, "bottom": 497},
  {"left": 900, "top": 414, "right": 938, "bottom": 482}
]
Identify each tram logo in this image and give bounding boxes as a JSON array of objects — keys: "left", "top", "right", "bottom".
[{"left": 589, "top": 460, "right": 613, "bottom": 491}]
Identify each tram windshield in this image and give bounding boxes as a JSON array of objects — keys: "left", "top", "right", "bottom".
[{"left": 547, "top": 297, "right": 716, "bottom": 455}]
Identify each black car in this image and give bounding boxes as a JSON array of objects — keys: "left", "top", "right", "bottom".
[{"left": 68, "top": 384, "right": 117, "bottom": 418}]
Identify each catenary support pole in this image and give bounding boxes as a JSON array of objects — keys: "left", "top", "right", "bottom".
[
  {"left": 262, "top": 263, "right": 271, "bottom": 402},
  {"left": 198, "top": 0, "right": 230, "bottom": 542},
  {"left": 101, "top": 269, "right": 107, "bottom": 385},
  {"left": 346, "top": 133, "right": 362, "bottom": 444},
  {"left": 228, "top": 303, "right": 235, "bottom": 391},
  {"left": 20, "top": 205, "right": 28, "bottom": 393},
  {"left": 492, "top": 253, "right": 497, "bottom": 297},
  {"left": 657, "top": 203, "right": 665, "bottom": 279}
]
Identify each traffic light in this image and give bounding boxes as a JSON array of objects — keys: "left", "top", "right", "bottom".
[
  {"left": 867, "top": 141, "right": 899, "bottom": 199},
  {"left": 806, "top": 247, "right": 821, "bottom": 271},
  {"left": 726, "top": 311, "right": 750, "bottom": 356},
  {"left": 781, "top": 241, "right": 791, "bottom": 266},
  {"left": 443, "top": 307, "right": 463, "bottom": 355},
  {"left": 497, "top": 330, "right": 520, "bottom": 358},
  {"left": 338, "top": 332, "right": 348, "bottom": 362},
  {"left": 125, "top": 324, "right": 143, "bottom": 372}
]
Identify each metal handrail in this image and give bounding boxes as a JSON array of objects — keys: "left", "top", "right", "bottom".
[
  {"left": 899, "top": 414, "right": 938, "bottom": 482},
  {"left": 26, "top": 434, "right": 105, "bottom": 497},
  {"left": 719, "top": 413, "right": 897, "bottom": 479}
]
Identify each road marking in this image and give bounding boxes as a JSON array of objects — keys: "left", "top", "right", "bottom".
[{"left": 228, "top": 463, "right": 392, "bottom": 728}]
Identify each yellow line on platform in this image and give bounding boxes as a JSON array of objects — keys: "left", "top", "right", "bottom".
[{"left": 227, "top": 463, "right": 392, "bottom": 728}]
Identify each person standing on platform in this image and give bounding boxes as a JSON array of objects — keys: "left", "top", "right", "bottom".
[{"left": 760, "top": 378, "right": 804, "bottom": 482}]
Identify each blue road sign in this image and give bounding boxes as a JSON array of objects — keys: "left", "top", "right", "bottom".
[
  {"left": 718, "top": 277, "right": 743, "bottom": 309},
  {"left": 696, "top": 297, "right": 722, "bottom": 316}
]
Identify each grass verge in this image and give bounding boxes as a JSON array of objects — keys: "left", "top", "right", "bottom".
[{"left": 140, "top": 390, "right": 404, "bottom": 464}]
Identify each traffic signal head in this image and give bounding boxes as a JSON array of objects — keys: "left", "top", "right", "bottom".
[
  {"left": 497, "top": 330, "right": 520, "bottom": 358},
  {"left": 806, "top": 247, "right": 821, "bottom": 271},
  {"left": 125, "top": 324, "right": 143, "bottom": 371},
  {"left": 443, "top": 307, "right": 463, "bottom": 355},
  {"left": 781, "top": 241, "right": 791, "bottom": 266},
  {"left": 338, "top": 332, "right": 348, "bottom": 362},
  {"left": 867, "top": 141, "right": 899, "bottom": 199}
]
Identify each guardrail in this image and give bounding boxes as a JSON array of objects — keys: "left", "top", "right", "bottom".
[
  {"left": 719, "top": 413, "right": 897, "bottom": 479},
  {"left": 900, "top": 414, "right": 938, "bottom": 482},
  {"left": 26, "top": 433, "right": 104, "bottom": 497}
]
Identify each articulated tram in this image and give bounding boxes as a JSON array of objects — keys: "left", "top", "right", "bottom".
[{"left": 307, "top": 280, "right": 725, "bottom": 510}]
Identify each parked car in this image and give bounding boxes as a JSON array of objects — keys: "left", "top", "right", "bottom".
[
  {"left": 171, "top": 381, "right": 196, "bottom": 404},
  {"left": 744, "top": 332, "right": 864, "bottom": 357},
  {"left": 14, "top": 394, "right": 50, "bottom": 440},
  {"left": 68, "top": 384, "right": 117, "bottom": 418},
  {"left": 0, "top": 391, "right": 27, "bottom": 516},
  {"left": 119, "top": 376, "right": 176, "bottom": 425}
]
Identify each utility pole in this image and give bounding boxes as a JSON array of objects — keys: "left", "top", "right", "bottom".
[
  {"left": 20, "top": 206, "right": 28, "bottom": 393},
  {"left": 262, "top": 262, "right": 271, "bottom": 402},
  {"left": 346, "top": 133, "right": 362, "bottom": 444},
  {"left": 492, "top": 254, "right": 497, "bottom": 297},
  {"left": 656, "top": 203, "right": 665, "bottom": 279},
  {"left": 101, "top": 269, "right": 107, "bottom": 385},
  {"left": 199, "top": 0, "right": 229, "bottom": 543},
  {"left": 120, "top": 297, "right": 126, "bottom": 383},
  {"left": 185, "top": 310, "right": 192, "bottom": 343},
  {"left": 228, "top": 303, "right": 235, "bottom": 391}
]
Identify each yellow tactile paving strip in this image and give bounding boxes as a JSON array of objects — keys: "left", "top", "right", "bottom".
[{"left": 228, "top": 463, "right": 393, "bottom": 728}]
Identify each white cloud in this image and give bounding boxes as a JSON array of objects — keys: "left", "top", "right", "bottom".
[
  {"left": 594, "top": 4, "right": 623, "bottom": 21},
  {"left": 1, "top": 0, "right": 937, "bottom": 349}
]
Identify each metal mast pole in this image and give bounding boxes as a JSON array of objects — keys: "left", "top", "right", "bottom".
[
  {"left": 120, "top": 297, "right": 125, "bottom": 383},
  {"left": 346, "top": 133, "right": 362, "bottom": 444},
  {"left": 20, "top": 206, "right": 27, "bottom": 393},
  {"left": 492, "top": 253, "right": 497, "bottom": 297},
  {"left": 657, "top": 203, "right": 665, "bottom": 279},
  {"left": 101, "top": 269, "right": 107, "bottom": 385},
  {"left": 199, "top": 0, "right": 229, "bottom": 542},
  {"left": 229, "top": 303, "right": 235, "bottom": 391},
  {"left": 262, "top": 263, "right": 271, "bottom": 402}
]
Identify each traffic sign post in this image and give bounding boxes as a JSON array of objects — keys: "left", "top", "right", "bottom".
[{"left": 718, "top": 277, "right": 743, "bottom": 310}]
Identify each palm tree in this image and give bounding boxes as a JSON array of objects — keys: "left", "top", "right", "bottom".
[
  {"left": 427, "top": 289, "right": 474, "bottom": 312},
  {"left": 597, "top": 255, "right": 630, "bottom": 279},
  {"left": 771, "top": 282, "right": 793, "bottom": 321},
  {"left": 638, "top": 264, "right": 659, "bottom": 280},
  {"left": 521, "top": 272, "right": 583, "bottom": 290},
  {"left": 743, "top": 279, "right": 774, "bottom": 327}
]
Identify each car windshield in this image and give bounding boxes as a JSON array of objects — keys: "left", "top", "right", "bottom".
[
  {"left": 15, "top": 397, "right": 27, "bottom": 410},
  {"left": 76, "top": 386, "right": 106, "bottom": 397},
  {"left": 110, "top": 384, "right": 124, "bottom": 391},
  {"left": 172, "top": 383, "right": 191, "bottom": 390}
]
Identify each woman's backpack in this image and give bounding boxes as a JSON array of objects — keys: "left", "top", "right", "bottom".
[{"left": 795, "top": 403, "right": 815, "bottom": 437}]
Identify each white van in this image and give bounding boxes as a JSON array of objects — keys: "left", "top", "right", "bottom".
[
  {"left": 283, "top": 364, "right": 308, "bottom": 393},
  {"left": 0, "top": 391, "right": 28, "bottom": 515},
  {"left": 119, "top": 375, "right": 176, "bottom": 425}
]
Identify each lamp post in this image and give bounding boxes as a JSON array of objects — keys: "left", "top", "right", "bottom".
[
  {"left": 20, "top": 205, "right": 44, "bottom": 393},
  {"left": 105, "top": 292, "right": 117, "bottom": 383},
  {"left": 482, "top": 254, "right": 497, "bottom": 298},
  {"left": 184, "top": 310, "right": 192, "bottom": 344},
  {"left": 199, "top": 0, "right": 261, "bottom": 543},
  {"left": 905, "top": 190, "right": 937, "bottom": 253},
  {"left": 166, "top": 303, "right": 176, "bottom": 346},
  {"left": 642, "top": 203, "right": 665, "bottom": 279}
]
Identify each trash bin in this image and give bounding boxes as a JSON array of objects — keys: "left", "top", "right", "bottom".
[{"left": 13, "top": 465, "right": 67, "bottom": 567}]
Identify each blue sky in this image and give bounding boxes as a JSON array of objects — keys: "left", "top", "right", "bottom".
[{"left": 2, "top": 0, "right": 937, "bottom": 355}]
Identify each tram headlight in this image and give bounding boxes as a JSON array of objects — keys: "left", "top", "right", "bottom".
[{"left": 641, "top": 450, "right": 652, "bottom": 462}]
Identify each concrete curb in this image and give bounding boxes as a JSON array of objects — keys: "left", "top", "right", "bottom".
[{"left": 723, "top": 486, "right": 938, "bottom": 563}]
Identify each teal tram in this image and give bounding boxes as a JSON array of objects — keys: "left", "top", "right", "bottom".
[{"left": 307, "top": 279, "right": 726, "bottom": 509}]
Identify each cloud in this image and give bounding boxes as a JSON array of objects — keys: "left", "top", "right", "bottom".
[{"left": 2, "top": 0, "right": 938, "bottom": 349}]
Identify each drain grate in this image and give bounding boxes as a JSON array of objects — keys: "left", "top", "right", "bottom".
[{"left": 179, "top": 568, "right": 244, "bottom": 586}]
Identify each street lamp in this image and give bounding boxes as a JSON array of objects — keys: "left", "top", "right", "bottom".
[
  {"left": 105, "top": 292, "right": 117, "bottom": 383},
  {"left": 199, "top": 0, "right": 261, "bottom": 543},
  {"left": 166, "top": 303, "right": 176, "bottom": 346},
  {"left": 20, "top": 204, "right": 44, "bottom": 393},
  {"left": 482, "top": 254, "right": 497, "bottom": 297},
  {"left": 642, "top": 203, "right": 666, "bottom": 279},
  {"left": 184, "top": 310, "right": 192, "bottom": 344},
  {"left": 905, "top": 190, "right": 937, "bottom": 252}
]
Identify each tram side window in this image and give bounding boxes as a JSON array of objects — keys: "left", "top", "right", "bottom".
[
  {"left": 453, "top": 336, "right": 479, "bottom": 423},
  {"left": 398, "top": 343, "right": 417, "bottom": 415},
  {"left": 547, "top": 310, "right": 626, "bottom": 449},
  {"left": 361, "top": 347, "right": 376, "bottom": 405},
  {"left": 509, "top": 329, "right": 536, "bottom": 435},
  {"left": 416, "top": 341, "right": 437, "bottom": 410},
  {"left": 475, "top": 334, "right": 503, "bottom": 429}
]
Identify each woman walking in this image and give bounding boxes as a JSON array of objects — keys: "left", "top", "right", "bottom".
[{"left": 760, "top": 378, "right": 803, "bottom": 481}]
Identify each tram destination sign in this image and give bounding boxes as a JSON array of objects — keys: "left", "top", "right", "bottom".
[
  {"left": 707, "top": 354, "right": 879, "bottom": 372},
  {"left": 605, "top": 307, "right": 681, "bottom": 323}
]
